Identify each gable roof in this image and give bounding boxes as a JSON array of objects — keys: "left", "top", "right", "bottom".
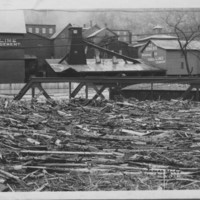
[
  {"left": 82, "top": 24, "right": 101, "bottom": 38},
  {"left": 0, "top": 10, "right": 26, "bottom": 34},
  {"left": 87, "top": 27, "right": 118, "bottom": 38},
  {"left": 137, "top": 35, "right": 177, "bottom": 43},
  {"left": 50, "top": 23, "right": 72, "bottom": 39},
  {"left": 141, "top": 39, "right": 200, "bottom": 52}
]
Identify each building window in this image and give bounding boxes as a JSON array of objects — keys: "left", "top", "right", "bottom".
[
  {"left": 124, "top": 31, "right": 127, "bottom": 35},
  {"left": 49, "top": 28, "right": 53, "bottom": 34},
  {"left": 123, "top": 37, "right": 127, "bottom": 42},
  {"left": 28, "top": 27, "right": 32, "bottom": 32},
  {"left": 42, "top": 28, "right": 46, "bottom": 34},
  {"left": 118, "top": 31, "right": 121, "bottom": 35},
  {"left": 73, "top": 30, "right": 78, "bottom": 34},
  {"left": 181, "top": 62, "right": 184, "bottom": 69},
  {"left": 35, "top": 28, "right": 39, "bottom": 34}
]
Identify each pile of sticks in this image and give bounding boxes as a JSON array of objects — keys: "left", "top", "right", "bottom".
[{"left": 0, "top": 98, "right": 200, "bottom": 191}]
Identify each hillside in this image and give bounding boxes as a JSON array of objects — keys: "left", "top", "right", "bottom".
[{"left": 24, "top": 9, "right": 200, "bottom": 39}]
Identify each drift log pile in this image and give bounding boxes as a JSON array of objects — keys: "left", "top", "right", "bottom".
[{"left": 0, "top": 98, "right": 200, "bottom": 191}]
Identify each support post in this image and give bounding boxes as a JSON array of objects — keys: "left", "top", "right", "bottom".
[
  {"left": 31, "top": 86, "right": 35, "bottom": 98},
  {"left": 69, "top": 82, "right": 71, "bottom": 99},
  {"left": 85, "top": 84, "right": 88, "bottom": 99},
  {"left": 151, "top": 83, "right": 154, "bottom": 100},
  {"left": 196, "top": 86, "right": 199, "bottom": 101}
]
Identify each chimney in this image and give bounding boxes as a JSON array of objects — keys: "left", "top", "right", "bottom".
[
  {"left": 83, "top": 24, "right": 86, "bottom": 28},
  {"left": 104, "top": 23, "right": 108, "bottom": 28}
]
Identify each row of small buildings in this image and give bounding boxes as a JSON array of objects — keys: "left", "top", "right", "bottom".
[{"left": 1, "top": 10, "right": 200, "bottom": 83}]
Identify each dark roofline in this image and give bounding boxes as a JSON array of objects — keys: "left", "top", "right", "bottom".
[
  {"left": 26, "top": 32, "right": 51, "bottom": 40},
  {"left": 140, "top": 39, "right": 200, "bottom": 52}
]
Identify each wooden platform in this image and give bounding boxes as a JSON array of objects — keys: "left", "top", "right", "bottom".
[{"left": 13, "top": 76, "right": 200, "bottom": 102}]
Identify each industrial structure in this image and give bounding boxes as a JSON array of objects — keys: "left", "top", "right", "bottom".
[
  {"left": 1, "top": 10, "right": 200, "bottom": 102},
  {"left": 141, "top": 40, "right": 200, "bottom": 75},
  {"left": 0, "top": 10, "right": 26, "bottom": 83}
]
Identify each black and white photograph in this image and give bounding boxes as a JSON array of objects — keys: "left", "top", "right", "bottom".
[{"left": 0, "top": 0, "right": 200, "bottom": 199}]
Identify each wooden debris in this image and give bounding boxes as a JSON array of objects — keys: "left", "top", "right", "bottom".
[{"left": 0, "top": 98, "right": 200, "bottom": 191}]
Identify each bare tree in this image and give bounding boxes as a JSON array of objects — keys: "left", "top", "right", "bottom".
[{"left": 165, "top": 12, "right": 200, "bottom": 75}]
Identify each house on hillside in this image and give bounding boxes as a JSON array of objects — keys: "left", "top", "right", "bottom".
[
  {"left": 51, "top": 23, "right": 72, "bottom": 58},
  {"left": 0, "top": 10, "right": 26, "bottom": 83},
  {"left": 112, "top": 29, "right": 132, "bottom": 44},
  {"left": 82, "top": 24, "right": 101, "bottom": 38},
  {"left": 86, "top": 27, "right": 118, "bottom": 44},
  {"left": 84, "top": 26, "right": 133, "bottom": 58},
  {"left": 141, "top": 39, "right": 200, "bottom": 75}
]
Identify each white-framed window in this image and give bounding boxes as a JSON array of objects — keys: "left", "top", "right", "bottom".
[
  {"left": 28, "top": 27, "right": 32, "bottom": 32},
  {"left": 42, "top": 28, "right": 46, "bottom": 34},
  {"left": 35, "top": 27, "right": 39, "bottom": 34},
  {"left": 49, "top": 28, "right": 53, "bottom": 34}
]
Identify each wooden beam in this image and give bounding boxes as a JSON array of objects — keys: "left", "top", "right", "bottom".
[
  {"left": 70, "top": 82, "right": 85, "bottom": 98},
  {"left": 85, "top": 84, "right": 88, "bottom": 99},
  {"left": 69, "top": 82, "right": 72, "bottom": 99},
  {"left": 90, "top": 84, "right": 107, "bottom": 100},
  {"left": 36, "top": 83, "right": 52, "bottom": 100},
  {"left": 14, "top": 81, "right": 33, "bottom": 100}
]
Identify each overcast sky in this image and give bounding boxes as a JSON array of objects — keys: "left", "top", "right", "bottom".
[{"left": 1, "top": 0, "right": 200, "bottom": 10}]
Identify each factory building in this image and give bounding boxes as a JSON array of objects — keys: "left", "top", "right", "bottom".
[
  {"left": 141, "top": 39, "right": 200, "bottom": 75},
  {"left": 0, "top": 10, "right": 26, "bottom": 83}
]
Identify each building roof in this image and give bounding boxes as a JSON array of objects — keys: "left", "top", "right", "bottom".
[
  {"left": 153, "top": 25, "right": 163, "bottom": 30},
  {"left": 131, "top": 42, "right": 146, "bottom": 48},
  {"left": 0, "top": 10, "right": 26, "bottom": 34},
  {"left": 82, "top": 24, "right": 101, "bottom": 38},
  {"left": 26, "top": 32, "right": 51, "bottom": 40},
  {"left": 46, "top": 59, "right": 163, "bottom": 73},
  {"left": 87, "top": 27, "right": 118, "bottom": 38},
  {"left": 146, "top": 40, "right": 200, "bottom": 50},
  {"left": 50, "top": 23, "right": 71, "bottom": 39},
  {"left": 137, "top": 35, "right": 177, "bottom": 43}
]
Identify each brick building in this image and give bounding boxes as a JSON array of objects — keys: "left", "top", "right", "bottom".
[{"left": 26, "top": 24, "right": 56, "bottom": 38}]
